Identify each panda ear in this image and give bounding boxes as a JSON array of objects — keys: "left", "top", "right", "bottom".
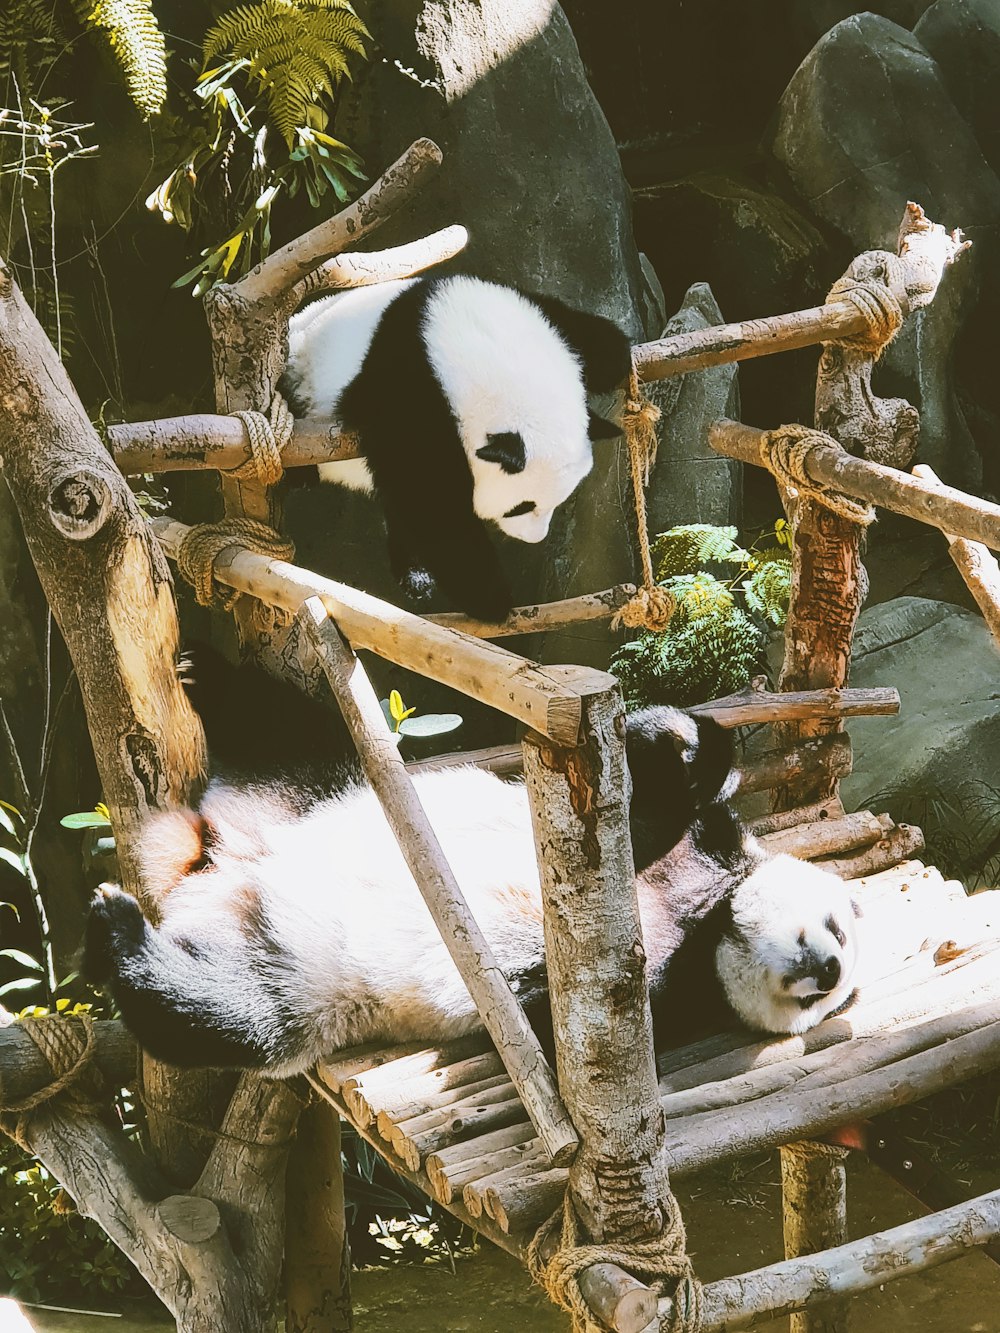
[
  {"left": 477, "top": 432, "right": 526, "bottom": 475},
  {"left": 588, "top": 410, "right": 621, "bottom": 442},
  {"left": 529, "top": 293, "right": 633, "bottom": 396}
]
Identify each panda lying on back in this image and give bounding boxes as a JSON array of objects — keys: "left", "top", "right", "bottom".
[
  {"left": 282, "top": 276, "right": 632, "bottom": 622},
  {"left": 83, "top": 707, "right": 860, "bottom": 1076}
]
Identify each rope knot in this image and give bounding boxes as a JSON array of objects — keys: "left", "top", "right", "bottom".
[
  {"left": 228, "top": 392, "right": 295, "bottom": 486},
  {"left": 827, "top": 267, "right": 904, "bottom": 357},
  {"left": 617, "top": 360, "right": 674, "bottom": 633},
  {"left": 176, "top": 518, "right": 296, "bottom": 631},
  {"left": 611, "top": 584, "right": 675, "bottom": 633},
  {"left": 1, "top": 1014, "right": 101, "bottom": 1149},
  {"left": 527, "top": 1192, "right": 703, "bottom": 1333},
  {"left": 760, "top": 424, "right": 876, "bottom": 527}
]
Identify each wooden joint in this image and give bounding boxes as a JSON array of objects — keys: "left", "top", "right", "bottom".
[{"left": 156, "top": 1194, "right": 222, "bottom": 1245}]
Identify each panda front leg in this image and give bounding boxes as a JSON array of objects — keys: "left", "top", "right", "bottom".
[{"left": 382, "top": 499, "right": 514, "bottom": 623}]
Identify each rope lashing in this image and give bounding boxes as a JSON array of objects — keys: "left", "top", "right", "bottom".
[
  {"left": 827, "top": 259, "right": 905, "bottom": 356},
  {"left": 612, "top": 360, "right": 676, "bottom": 633},
  {"left": 760, "top": 425, "right": 876, "bottom": 526},
  {"left": 527, "top": 1191, "right": 703, "bottom": 1333},
  {"left": 0, "top": 1014, "right": 101, "bottom": 1150},
  {"left": 228, "top": 392, "right": 295, "bottom": 486},
  {"left": 176, "top": 518, "right": 295, "bottom": 619}
]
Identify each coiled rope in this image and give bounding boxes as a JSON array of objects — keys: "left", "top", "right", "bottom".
[
  {"left": 528, "top": 1190, "right": 702, "bottom": 1333},
  {"left": 827, "top": 257, "right": 905, "bottom": 356},
  {"left": 0, "top": 1014, "right": 101, "bottom": 1150},
  {"left": 176, "top": 517, "right": 296, "bottom": 632},
  {"left": 612, "top": 360, "right": 676, "bottom": 633},
  {"left": 227, "top": 393, "right": 295, "bottom": 486},
  {"left": 759, "top": 425, "right": 876, "bottom": 526}
]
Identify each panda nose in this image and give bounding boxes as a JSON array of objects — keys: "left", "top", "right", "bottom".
[{"left": 817, "top": 956, "right": 841, "bottom": 992}]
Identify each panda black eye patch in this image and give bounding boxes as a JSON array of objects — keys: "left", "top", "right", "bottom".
[
  {"left": 825, "top": 914, "right": 846, "bottom": 947},
  {"left": 503, "top": 501, "right": 537, "bottom": 518}
]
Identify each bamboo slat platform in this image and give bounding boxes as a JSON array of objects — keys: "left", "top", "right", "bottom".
[{"left": 310, "top": 826, "right": 1000, "bottom": 1251}]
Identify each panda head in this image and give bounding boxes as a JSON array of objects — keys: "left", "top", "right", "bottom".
[
  {"left": 422, "top": 277, "right": 631, "bottom": 544},
  {"left": 715, "top": 853, "right": 861, "bottom": 1037}
]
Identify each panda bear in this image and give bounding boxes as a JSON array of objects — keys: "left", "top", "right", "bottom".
[
  {"left": 282, "top": 275, "right": 632, "bottom": 622},
  {"left": 83, "top": 705, "right": 860, "bottom": 1076}
]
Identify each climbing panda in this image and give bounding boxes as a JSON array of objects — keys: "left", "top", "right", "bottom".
[
  {"left": 83, "top": 705, "right": 860, "bottom": 1075},
  {"left": 282, "top": 275, "right": 632, "bottom": 622}
]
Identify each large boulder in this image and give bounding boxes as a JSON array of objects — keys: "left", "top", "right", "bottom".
[
  {"left": 643, "top": 282, "right": 742, "bottom": 537},
  {"left": 767, "top": 14, "right": 1000, "bottom": 485},
  {"left": 916, "top": 0, "right": 1000, "bottom": 173},
  {"left": 842, "top": 596, "right": 1000, "bottom": 868}
]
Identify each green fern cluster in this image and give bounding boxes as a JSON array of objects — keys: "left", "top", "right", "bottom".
[
  {"left": 611, "top": 522, "right": 793, "bottom": 709},
  {"left": 652, "top": 524, "right": 749, "bottom": 580},
  {"left": 0, "top": 0, "right": 64, "bottom": 96},
  {"left": 203, "top": 0, "right": 369, "bottom": 148},
  {"left": 72, "top": 0, "right": 167, "bottom": 119},
  {"left": 613, "top": 573, "right": 766, "bottom": 708}
]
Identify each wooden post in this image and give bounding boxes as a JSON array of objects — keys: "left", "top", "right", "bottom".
[
  {"left": 521, "top": 674, "right": 675, "bottom": 1241},
  {"left": 774, "top": 204, "right": 968, "bottom": 808},
  {"left": 781, "top": 1142, "right": 850, "bottom": 1333},
  {"left": 297, "top": 597, "right": 579, "bottom": 1165},
  {"left": 286, "top": 1101, "right": 352, "bottom": 1333}
]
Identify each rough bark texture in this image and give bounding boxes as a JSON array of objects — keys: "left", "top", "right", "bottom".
[
  {"left": 781, "top": 1142, "right": 850, "bottom": 1333},
  {"left": 286, "top": 1101, "right": 352, "bottom": 1333},
  {"left": 522, "top": 678, "right": 672, "bottom": 1240}
]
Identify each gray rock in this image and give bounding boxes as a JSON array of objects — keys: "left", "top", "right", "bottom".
[
  {"left": 916, "top": 0, "right": 1000, "bottom": 173},
  {"left": 643, "top": 282, "right": 742, "bottom": 537},
  {"left": 768, "top": 13, "right": 1000, "bottom": 484},
  {"left": 841, "top": 596, "right": 1000, "bottom": 866}
]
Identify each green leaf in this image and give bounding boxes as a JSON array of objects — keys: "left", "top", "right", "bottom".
[
  {"left": 0, "top": 801, "right": 23, "bottom": 834},
  {"left": 59, "top": 812, "right": 113, "bottom": 830},
  {"left": 397, "top": 714, "right": 463, "bottom": 738},
  {"left": 0, "top": 949, "right": 43, "bottom": 972},
  {"left": 0, "top": 977, "right": 43, "bottom": 998},
  {"left": 0, "top": 847, "right": 27, "bottom": 876}
]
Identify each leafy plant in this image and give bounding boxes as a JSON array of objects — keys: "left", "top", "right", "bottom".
[
  {"left": 149, "top": 0, "right": 369, "bottom": 294},
  {"left": 380, "top": 689, "right": 463, "bottom": 746},
  {"left": 612, "top": 522, "right": 793, "bottom": 709},
  {"left": 0, "top": 1134, "right": 143, "bottom": 1302},
  {"left": 69, "top": 0, "right": 167, "bottom": 119}
]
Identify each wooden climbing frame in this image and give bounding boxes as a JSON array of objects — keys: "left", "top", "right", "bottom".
[{"left": 2, "top": 136, "right": 1000, "bottom": 1333}]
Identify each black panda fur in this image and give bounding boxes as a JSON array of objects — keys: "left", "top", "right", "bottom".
[
  {"left": 83, "top": 705, "right": 860, "bottom": 1075},
  {"left": 281, "top": 275, "right": 632, "bottom": 622}
]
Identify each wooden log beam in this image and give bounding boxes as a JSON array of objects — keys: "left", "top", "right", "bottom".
[
  {"left": 290, "top": 224, "right": 468, "bottom": 305},
  {"left": 109, "top": 415, "right": 359, "bottom": 475},
  {"left": 234, "top": 138, "right": 445, "bottom": 305},
  {"left": 737, "top": 733, "right": 852, "bottom": 795},
  {"left": 781, "top": 1142, "right": 850, "bottom": 1333},
  {"left": 818, "top": 821, "right": 924, "bottom": 880},
  {"left": 0, "top": 1018, "right": 135, "bottom": 1101},
  {"left": 633, "top": 301, "right": 871, "bottom": 383},
  {"left": 688, "top": 687, "right": 898, "bottom": 727},
  {"left": 298, "top": 597, "right": 579, "bottom": 1165},
  {"left": 914, "top": 464, "right": 1000, "bottom": 650},
  {"left": 659, "top": 1186, "right": 1000, "bottom": 1331},
  {"left": 153, "top": 516, "right": 590, "bottom": 745},
  {"left": 709, "top": 419, "right": 1000, "bottom": 554},
  {"left": 758, "top": 810, "right": 884, "bottom": 860},
  {"left": 425, "top": 584, "right": 636, "bottom": 637},
  {"left": 521, "top": 680, "right": 676, "bottom": 1241}
]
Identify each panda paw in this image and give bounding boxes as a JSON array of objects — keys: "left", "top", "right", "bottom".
[
  {"left": 399, "top": 566, "right": 438, "bottom": 605},
  {"left": 82, "top": 885, "right": 147, "bottom": 985}
]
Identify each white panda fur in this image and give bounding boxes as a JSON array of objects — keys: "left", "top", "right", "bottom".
[
  {"left": 84, "top": 707, "right": 861, "bottom": 1076},
  {"left": 280, "top": 275, "right": 631, "bottom": 622}
]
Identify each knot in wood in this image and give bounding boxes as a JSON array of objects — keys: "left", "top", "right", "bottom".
[{"left": 48, "top": 469, "right": 113, "bottom": 540}]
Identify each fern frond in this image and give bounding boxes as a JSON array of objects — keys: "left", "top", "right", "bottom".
[
  {"left": 0, "top": 0, "right": 64, "bottom": 96},
  {"left": 73, "top": 0, "right": 167, "bottom": 119},
  {"left": 652, "top": 524, "right": 749, "bottom": 581},
  {"left": 611, "top": 573, "right": 767, "bottom": 710},
  {"left": 743, "top": 554, "right": 792, "bottom": 626},
  {"left": 204, "top": 0, "right": 369, "bottom": 146}
]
